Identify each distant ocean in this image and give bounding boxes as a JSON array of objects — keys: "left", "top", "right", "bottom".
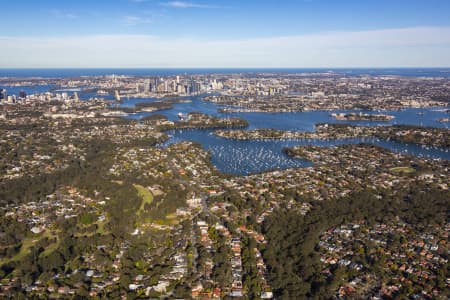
[{"left": 0, "top": 68, "right": 450, "bottom": 78}]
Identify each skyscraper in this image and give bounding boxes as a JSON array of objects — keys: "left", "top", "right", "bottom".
[
  {"left": 114, "top": 90, "right": 121, "bottom": 101},
  {"left": 152, "top": 78, "right": 159, "bottom": 92},
  {"left": 190, "top": 78, "right": 196, "bottom": 95},
  {"left": 144, "top": 79, "right": 150, "bottom": 93},
  {"left": 72, "top": 92, "right": 79, "bottom": 101},
  {"left": 0, "top": 89, "right": 7, "bottom": 103}
]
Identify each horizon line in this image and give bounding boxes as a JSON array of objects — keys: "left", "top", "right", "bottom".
[{"left": 1, "top": 67, "right": 450, "bottom": 69}]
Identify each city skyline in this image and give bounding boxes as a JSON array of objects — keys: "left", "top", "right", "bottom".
[{"left": 2, "top": 0, "right": 450, "bottom": 67}]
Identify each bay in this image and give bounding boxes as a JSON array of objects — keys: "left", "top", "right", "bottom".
[{"left": 121, "top": 95, "right": 450, "bottom": 175}]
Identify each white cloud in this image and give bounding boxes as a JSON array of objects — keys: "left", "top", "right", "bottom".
[
  {"left": 122, "top": 16, "right": 153, "bottom": 25},
  {"left": 1, "top": 27, "right": 450, "bottom": 68},
  {"left": 50, "top": 9, "right": 79, "bottom": 20},
  {"left": 162, "top": 1, "right": 220, "bottom": 8}
]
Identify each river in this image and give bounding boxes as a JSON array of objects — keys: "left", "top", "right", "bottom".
[{"left": 121, "top": 95, "right": 449, "bottom": 175}]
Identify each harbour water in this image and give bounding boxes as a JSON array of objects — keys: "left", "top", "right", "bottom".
[{"left": 123, "top": 95, "right": 449, "bottom": 175}]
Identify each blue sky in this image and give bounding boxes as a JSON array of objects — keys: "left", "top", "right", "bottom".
[{"left": 1, "top": 0, "right": 450, "bottom": 67}]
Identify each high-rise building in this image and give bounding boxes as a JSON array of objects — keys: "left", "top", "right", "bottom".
[
  {"left": 114, "top": 90, "right": 121, "bottom": 101},
  {"left": 177, "top": 84, "right": 185, "bottom": 94},
  {"left": 144, "top": 79, "right": 150, "bottom": 93},
  {"left": 7, "top": 95, "right": 15, "bottom": 103},
  {"left": 19, "top": 91, "right": 27, "bottom": 99},
  {"left": 0, "top": 89, "right": 7, "bottom": 102},
  {"left": 172, "top": 80, "right": 177, "bottom": 92},
  {"left": 190, "top": 78, "right": 197, "bottom": 95},
  {"left": 152, "top": 78, "right": 159, "bottom": 92}
]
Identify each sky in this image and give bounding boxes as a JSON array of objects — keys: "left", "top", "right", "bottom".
[{"left": 1, "top": 0, "right": 450, "bottom": 68}]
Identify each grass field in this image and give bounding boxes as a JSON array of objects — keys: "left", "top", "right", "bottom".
[
  {"left": 39, "top": 235, "right": 60, "bottom": 257},
  {"left": 0, "top": 231, "right": 58, "bottom": 264},
  {"left": 390, "top": 166, "right": 415, "bottom": 174},
  {"left": 134, "top": 184, "right": 154, "bottom": 215}
]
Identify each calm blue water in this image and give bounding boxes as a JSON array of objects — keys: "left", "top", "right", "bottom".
[
  {"left": 121, "top": 95, "right": 449, "bottom": 175},
  {"left": 161, "top": 131, "right": 449, "bottom": 175},
  {"left": 124, "top": 95, "right": 449, "bottom": 129},
  {"left": 1, "top": 68, "right": 450, "bottom": 78},
  {"left": 0, "top": 85, "right": 55, "bottom": 96}
]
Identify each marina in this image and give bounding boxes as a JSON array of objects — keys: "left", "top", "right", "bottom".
[{"left": 120, "top": 95, "right": 450, "bottom": 175}]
